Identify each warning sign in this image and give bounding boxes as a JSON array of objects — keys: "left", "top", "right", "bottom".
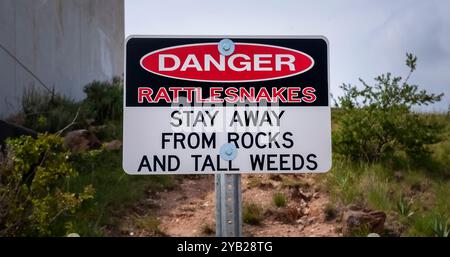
[{"left": 123, "top": 36, "right": 331, "bottom": 174}]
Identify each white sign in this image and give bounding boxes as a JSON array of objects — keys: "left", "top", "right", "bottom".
[{"left": 123, "top": 36, "right": 331, "bottom": 174}]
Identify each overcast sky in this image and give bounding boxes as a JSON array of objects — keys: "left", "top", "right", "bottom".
[{"left": 125, "top": 0, "right": 450, "bottom": 111}]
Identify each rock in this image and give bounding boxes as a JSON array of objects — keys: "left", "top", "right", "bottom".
[
  {"left": 299, "top": 200, "right": 308, "bottom": 208},
  {"left": 269, "top": 174, "right": 283, "bottom": 181},
  {"left": 264, "top": 208, "right": 275, "bottom": 217},
  {"left": 367, "top": 233, "right": 380, "bottom": 237},
  {"left": 292, "top": 189, "right": 312, "bottom": 202},
  {"left": 313, "top": 192, "right": 320, "bottom": 199},
  {"left": 394, "top": 171, "right": 404, "bottom": 182},
  {"left": 64, "top": 129, "right": 101, "bottom": 152},
  {"left": 258, "top": 181, "right": 274, "bottom": 189},
  {"left": 144, "top": 199, "right": 160, "bottom": 209},
  {"left": 347, "top": 203, "right": 363, "bottom": 211},
  {"left": 303, "top": 208, "right": 310, "bottom": 215},
  {"left": 383, "top": 217, "right": 405, "bottom": 237},
  {"left": 273, "top": 207, "right": 303, "bottom": 224},
  {"left": 66, "top": 233, "right": 80, "bottom": 237},
  {"left": 334, "top": 226, "right": 343, "bottom": 234},
  {"left": 103, "top": 140, "right": 122, "bottom": 151},
  {"left": 342, "top": 209, "right": 386, "bottom": 236},
  {"left": 86, "top": 119, "right": 96, "bottom": 126}
]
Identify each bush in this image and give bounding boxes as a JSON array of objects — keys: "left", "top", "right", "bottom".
[
  {"left": 364, "top": 175, "right": 391, "bottom": 211},
  {"left": 432, "top": 218, "right": 450, "bottom": 237},
  {"left": 134, "top": 215, "right": 164, "bottom": 236},
  {"left": 273, "top": 192, "right": 287, "bottom": 207},
  {"left": 13, "top": 77, "right": 123, "bottom": 139},
  {"left": 326, "top": 158, "right": 362, "bottom": 205},
  {"left": 21, "top": 88, "right": 82, "bottom": 133},
  {"left": 0, "top": 134, "right": 94, "bottom": 236},
  {"left": 83, "top": 77, "right": 123, "bottom": 124},
  {"left": 243, "top": 203, "right": 264, "bottom": 225},
  {"left": 66, "top": 149, "right": 175, "bottom": 236},
  {"left": 407, "top": 212, "right": 450, "bottom": 237},
  {"left": 200, "top": 223, "right": 215, "bottom": 235},
  {"left": 334, "top": 53, "right": 444, "bottom": 162}
]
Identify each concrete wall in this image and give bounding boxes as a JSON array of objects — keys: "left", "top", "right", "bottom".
[{"left": 0, "top": 0, "right": 124, "bottom": 117}]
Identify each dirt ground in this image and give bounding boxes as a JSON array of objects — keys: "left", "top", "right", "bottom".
[{"left": 115, "top": 174, "right": 340, "bottom": 237}]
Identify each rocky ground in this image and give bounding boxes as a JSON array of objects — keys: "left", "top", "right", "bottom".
[{"left": 112, "top": 174, "right": 342, "bottom": 237}]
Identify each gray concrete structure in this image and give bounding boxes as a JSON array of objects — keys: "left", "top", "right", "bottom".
[{"left": 0, "top": 0, "right": 124, "bottom": 117}]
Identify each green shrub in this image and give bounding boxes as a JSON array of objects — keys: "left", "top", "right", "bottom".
[
  {"left": 273, "top": 192, "right": 287, "bottom": 208},
  {"left": 364, "top": 176, "right": 391, "bottom": 211},
  {"left": 247, "top": 176, "right": 263, "bottom": 188},
  {"left": 18, "top": 77, "right": 124, "bottom": 135},
  {"left": 21, "top": 87, "right": 82, "bottom": 133},
  {"left": 83, "top": 77, "right": 123, "bottom": 124},
  {"left": 67, "top": 149, "right": 175, "bottom": 236},
  {"left": 334, "top": 53, "right": 444, "bottom": 162},
  {"left": 432, "top": 218, "right": 450, "bottom": 237},
  {"left": 396, "top": 196, "right": 415, "bottom": 219},
  {"left": 430, "top": 182, "right": 450, "bottom": 227},
  {"left": 200, "top": 223, "right": 215, "bottom": 235},
  {"left": 243, "top": 203, "right": 264, "bottom": 225},
  {"left": 326, "top": 158, "right": 362, "bottom": 205},
  {"left": 407, "top": 212, "right": 450, "bottom": 237},
  {"left": 431, "top": 138, "right": 450, "bottom": 174},
  {"left": 0, "top": 134, "right": 94, "bottom": 236},
  {"left": 134, "top": 215, "right": 164, "bottom": 236}
]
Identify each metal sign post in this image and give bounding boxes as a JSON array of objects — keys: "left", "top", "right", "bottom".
[
  {"left": 215, "top": 173, "right": 242, "bottom": 237},
  {"left": 215, "top": 41, "right": 242, "bottom": 237}
]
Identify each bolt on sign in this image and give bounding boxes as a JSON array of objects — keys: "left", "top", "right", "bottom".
[{"left": 123, "top": 36, "right": 331, "bottom": 174}]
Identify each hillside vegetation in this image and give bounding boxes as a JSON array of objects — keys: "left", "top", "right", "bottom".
[
  {"left": 0, "top": 53, "right": 449, "bottom": 237},
  {"left": 321, "top": 53, "right": 449, "bottom": 236}
]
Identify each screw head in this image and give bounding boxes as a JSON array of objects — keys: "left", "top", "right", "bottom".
[
  {"left": 218, "top": 39, "right": 235, "bottom": 56},
  {"left": 219, "top": 143, "right": 237, "bottom": 161}
]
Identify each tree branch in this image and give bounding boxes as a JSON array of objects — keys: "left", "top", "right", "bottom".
[{"left": 55, "top": 108, "right": 80, "bottom": 137}]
